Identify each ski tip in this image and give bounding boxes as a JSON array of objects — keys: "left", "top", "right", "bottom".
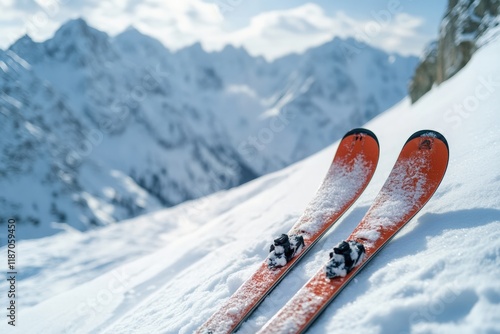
[
  {"left": 406, "top": 130, "right": 449, "bottom": 151},
  {"left": 343, "top": 128, "right": 379, "bottom": 146}
]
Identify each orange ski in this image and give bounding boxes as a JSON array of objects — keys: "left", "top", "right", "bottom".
[
  {"left": 196, "top": 129, "right": 380, "bottom": 334},
  {"left": 258, "top": 130, "right": 449, "bottom": 334}
]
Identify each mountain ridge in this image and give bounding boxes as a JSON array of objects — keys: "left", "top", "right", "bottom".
[{"left": 1, "top": 18, "right": 417, "bottom": 239}]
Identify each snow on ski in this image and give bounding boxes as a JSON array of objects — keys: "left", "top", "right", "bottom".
[
  {"left": 196, "top": 128, "right": 380, "bottom": 334},
  {"left": 258, "top": 130, "right": 449, "bottom": 334}
]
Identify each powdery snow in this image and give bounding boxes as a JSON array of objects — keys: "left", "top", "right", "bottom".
[
  {"left": 1, "top": 30, "right": 500, "bottom": 334},
  {"left": 354, "top": 155, "right": 432, "bottom": 246},
  {"left": 294, "top": 154, "right": 375, "bottom": 236}
]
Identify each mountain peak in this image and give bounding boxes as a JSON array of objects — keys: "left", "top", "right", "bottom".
[
  {"left": 124, "top": 24, "right": 138, "bottom": 32},
  {"left": 12, "top": 33, "right": 33, "bottom": 45},
  {"left": 113, "top": 26, "right": 170, "bottom": 57},
  {"left": 62, "top": 17, "right": 88, "bottom": 29},
  {"left": 219, "top": 44, "right": 251, "bottom": 57},
  {"left": 117, "top": 25, "right": 145, "bottom": 38},
  {"left": 184, "top": 41, "right": 205, "bottom": 53},
  {"left": 9, "top": 34, "right": 35, "bottom": 51},
  {"left": 8, "top": 34, "right": 42, "bottom": 64},
  {"left": 44, "top": 18, "right": 113, "bottom": 65},
  {"left": 52, "top": 17, "right": 108, "bottom": 42},
  {"left": 175, "top": 42, "right": 208, "bottom": 62}
]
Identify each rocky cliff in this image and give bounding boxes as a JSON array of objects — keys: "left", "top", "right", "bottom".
[{"left": 410, "top": 0, "right": 500, "bottom": 103}]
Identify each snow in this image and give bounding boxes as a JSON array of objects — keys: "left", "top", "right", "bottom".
[
  {"left": 293, "top": 154, "right": 374, "bottom": 236},
  {"left": 0, "top": 60, "right": 8, "bottom": 72},
  {"left": 354, "top": 155, "right": 432, "bottom": 245},
  {"left": 1, "top": 24, "right": 500, "bottom": 334}
]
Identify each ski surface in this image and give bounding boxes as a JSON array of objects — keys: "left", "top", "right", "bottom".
[
  {"left": 196, "top": 129, "right": 380, "bottom": 334},
  {"left": 258, "top": 130, "right": 449, "bottom": 334}
]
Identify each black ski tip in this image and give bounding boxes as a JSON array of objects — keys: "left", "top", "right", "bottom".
[
  {"left": 406, "top": 130, "right": 449, "bottom": 151},
  {"left": 343, "top": 128, "right": 379, "bottom": 146}
]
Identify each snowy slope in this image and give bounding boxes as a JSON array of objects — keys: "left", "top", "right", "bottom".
[
  {"left": 1, "top": 19, "right": 417, "bottom": 239},
  {"left": 2, "top": 30, "right": 500, "bottom": 334}
]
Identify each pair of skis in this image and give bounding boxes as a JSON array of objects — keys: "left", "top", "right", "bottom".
[{"left": 197, "top": 129, "right": 449, "bottom": 334}]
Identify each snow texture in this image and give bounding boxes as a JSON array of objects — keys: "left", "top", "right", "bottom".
[
  {"left": 354, "top": 155, "right": 431, "bottom": 247},
  {"left": 1, "top": 19, "right": 500, "bottom": 334},
  {"left": 293, "top": 154, "right": 374, "bottom": 236}
]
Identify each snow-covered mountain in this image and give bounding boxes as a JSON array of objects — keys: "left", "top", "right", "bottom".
[
  {"left": 2, "top": 27, "right": 499, "bottom": 334},
  {"left": 1, "top": 18, "right": 417, "bottom": 238}
]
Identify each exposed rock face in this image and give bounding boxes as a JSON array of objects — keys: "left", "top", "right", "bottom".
[
  {"left": 410, "top": 0, "right": 500, "bottom": 103},
  {"left": 409, "top": 42, "right": 438, "bottom": 103}
]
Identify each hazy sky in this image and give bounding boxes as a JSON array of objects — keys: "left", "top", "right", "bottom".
[{"left": 0, "top": 0, "right": 447, "bottom": 59}]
